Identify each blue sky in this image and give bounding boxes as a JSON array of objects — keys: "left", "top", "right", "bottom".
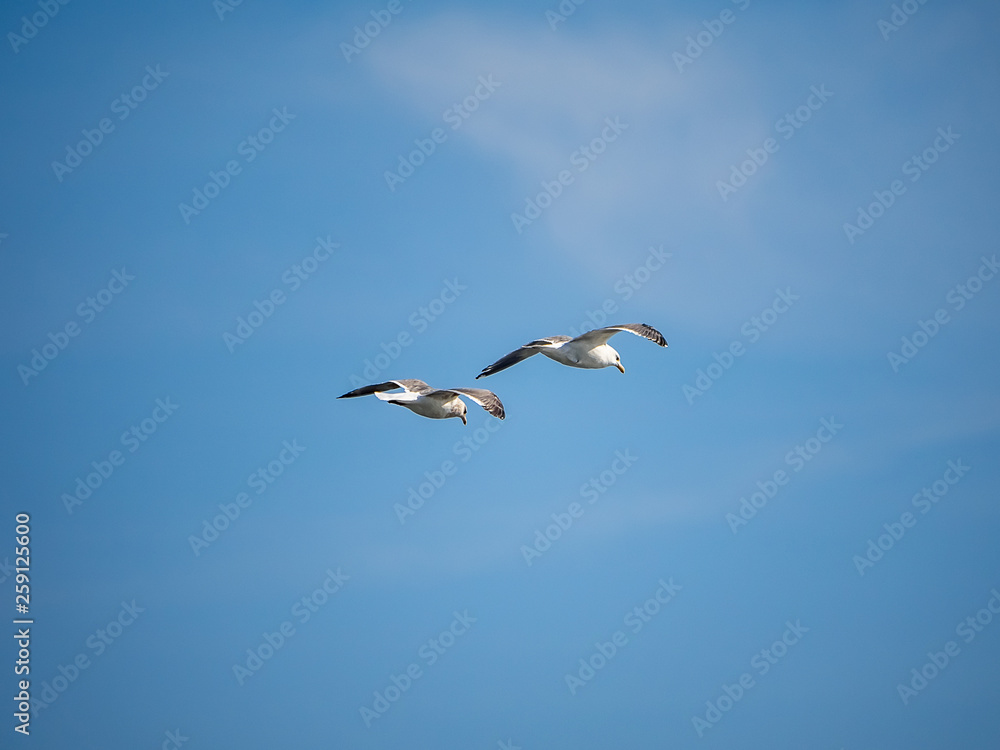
[{"left": 2, "top": 0, "right": 1000, "bottom": 747}]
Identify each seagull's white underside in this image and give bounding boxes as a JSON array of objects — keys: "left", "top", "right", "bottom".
[
  {"left": 374, "top": 389, "right": 463, "bottom": 420},
  {"left": 540, "top": 341, "right": 618, "bottom": 369}
]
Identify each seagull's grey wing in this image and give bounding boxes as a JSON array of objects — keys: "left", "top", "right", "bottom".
[
  {"left": 570, "top": 324, "right": 667, "bottom": 348},
  {"left": 337, "top": 379, "right": 431, "bottom": 398},
  {"left": 393, "top": 379, "right": 434, "bottom": 394},
  {"left": 444, "top": 388, "right": 506, "bottom": 419},
  {"left": 475, "top": 348, "right": 537, "bottom": 379},
  {"left": 476, "top": 336, "right": 572, "bottom": 379}
]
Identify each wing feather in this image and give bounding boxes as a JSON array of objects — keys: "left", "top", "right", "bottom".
[
  {"left": 570, "top": 323, "right": 667, "bottom": 348},
  {"left": 444, "top": 387, "right": 505, "bottom": 419},
  {"left": 337, "top": 379, "right": 431, "bottom": 398},
  {"left": 476, "top": 336, "right": 571, "bottom": 379}
]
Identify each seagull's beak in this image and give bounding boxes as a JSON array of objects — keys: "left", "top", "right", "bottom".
[
  {"left": 615, "top": 362, "right": 625, "bottom": 373},
  {"left": 460, "top": 414, "right": 467, "bottom": 425}
]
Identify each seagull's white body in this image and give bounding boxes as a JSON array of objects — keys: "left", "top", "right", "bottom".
[
  {"left": 371, "top": 387, "right": 467, "bottom": 421},
  {"left": 477, "top": 324, "right": 667, "bottom": 379},
  {"left": 338, "top": 380, "right": 505, "bottom": 425},
  {"left": 538, "top": 339, "right": 620, "bottom": 370}
]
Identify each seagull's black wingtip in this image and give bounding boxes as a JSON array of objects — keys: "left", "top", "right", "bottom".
[{"left": 639, "top": 323, "right": 668, "bottom": 347}]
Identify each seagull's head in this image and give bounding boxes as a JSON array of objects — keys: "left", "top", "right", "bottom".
[
  {"left": 455, "top": 400, "right": 468, "bottom": 425},
  {"left": 599, "top": 344, "right": 625, "bottom": 373}
]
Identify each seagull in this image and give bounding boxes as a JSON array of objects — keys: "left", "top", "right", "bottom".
[
  {"left": 338, "top": 380, "right": 505, "bottom": 424},
  {"left": 476, "top": 323, "right": 667, "bottom": 379}
]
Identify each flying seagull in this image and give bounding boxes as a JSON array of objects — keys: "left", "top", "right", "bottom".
[
  {"left": 476, "top": 323, "right": 667, "bottom": 379},
  {"left": 338, "top": 379, "right": 505, "bottom": 424}
]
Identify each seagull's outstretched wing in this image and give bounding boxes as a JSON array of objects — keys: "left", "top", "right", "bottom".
[
  {"left": 441, "top": 388, "right": 506, "bottom": 419},
  {"left": 476, "top": 336, "right": 572, "bottom": 379},
  {"left": 571, "top": 324, "right": 667, "bottom": 349},
  {"left": 337, "top": 379, "right": 432, "bottom": 398}
]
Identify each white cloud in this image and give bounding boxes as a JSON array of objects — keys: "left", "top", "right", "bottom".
[{"left": 357, "top": 13, "right": 833, "bottom": 333}]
